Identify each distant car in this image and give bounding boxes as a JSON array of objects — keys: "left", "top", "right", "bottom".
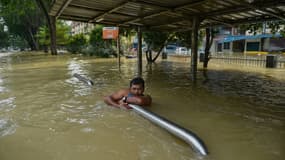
[
  {"left": 198, "top": 49, "right": 205, "bottom": 54},
  {"left": 142, "top": 46, "right": 148, "bottom": 53},
  {"left": 164, "top": 45, "right": 177, "bottom": 54},
  {"left": 176, "top": 47, "right": 188, "bottom": 55}
]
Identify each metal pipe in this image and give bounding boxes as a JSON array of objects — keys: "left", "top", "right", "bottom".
[
  {"left": 129, "top": 104, "right": 208, "bottom": 156},
  {"left": 73, "top": 73, "right": 94, "bottom": 86}
]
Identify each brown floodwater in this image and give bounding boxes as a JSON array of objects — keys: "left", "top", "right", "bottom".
[{"left": 0, "top": 52, "right": 284, "bottom": 160}]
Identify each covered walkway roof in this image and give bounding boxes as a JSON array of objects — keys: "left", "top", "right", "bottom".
[{"left": 50, "top": 0, "right": 285, "bottom": 31}]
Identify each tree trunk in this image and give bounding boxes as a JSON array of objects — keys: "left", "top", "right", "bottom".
[
  {"left": 35, "top": 0, "right": 57, "bottom": 55},
  {"left": 151, "top": 43, "right": 165, "bottom": 62},
  {"left": 145, "top": 50, "right": 151, "bottom": 63},
  {"left": 203, "top": 27, "right": 214, "bottom": 68},
  {"left": 28, "top": 27, "right": 39, "bottom": 51},
  {"left": 145, "top": 42, "right": 152, "bottom": 63},
  {"left": 151, "top": 34, "right": 174, "bottom": 63}
]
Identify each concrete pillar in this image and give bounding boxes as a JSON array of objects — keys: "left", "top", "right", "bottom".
[
  {"left": 244, "top": 39, "right": 247, "bottom": 56},
  {"left": 117, "top": 29, "right": 121, "bottom": 70},
  {"left": 191, "top": 16, "right": 200, "bottom": 81},
  {"left": 137, "top": 26, "right": 142, "bottom": 77},
  {"left": 230, "top": 42, "right": 233, "bottom": 54}
]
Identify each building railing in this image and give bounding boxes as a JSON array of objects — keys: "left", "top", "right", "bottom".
[{"left": 210, "top": 55, "right": 285, "bottom": 69}]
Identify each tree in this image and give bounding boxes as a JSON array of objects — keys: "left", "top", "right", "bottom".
[
  {"left": 203, "top": 27, "right": 216, "bottom": 68},
  {"left": 0, "top": 24, "right": 9, "bottom": 48},
  {"left": 240, "top": 21, "right": 285, "bottom": 36},
  {"left": 119, "top": 28, "right": 136, "bottom": 55},
  {"left": 88, "top": 25, "right": 116, "bottom": 57},
  {"left": 37, "top": 20, "right": 70, "bottom": 50},
  {"left": 34, "top": 0, "right": 57, "bottom": 55},
  {"left": 143, "top": 31, "right": 173, "bottom": 63},
  {"left": 89, "top": 25, "right": 104, "bottom": 48},
  {"left": 9, "top": 35, "right": 29, "bottom": 50},
  {"left": 0, "top": 0, "right": 44, "bottom": 50},
  {"left": 174, "top": 31, "right": 192, "bottom": 49},
  {"left": 67, "top": 34, "right": 87, "bottom": 54}
]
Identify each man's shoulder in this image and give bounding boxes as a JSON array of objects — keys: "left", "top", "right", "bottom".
[{"left": 117, "top": 88, "right": 129, "bottom": 95}]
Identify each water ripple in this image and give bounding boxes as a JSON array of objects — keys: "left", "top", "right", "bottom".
[
  {"left": 0, "top": 118, "right": 17, "bottom": 137},
  {"left": 0, "top": 97, "right": 16, "bottom": 112}
]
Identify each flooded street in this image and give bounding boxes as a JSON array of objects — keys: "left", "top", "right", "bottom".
[{"left": 0, "top": 52, "right": 284, "bottom": 160}]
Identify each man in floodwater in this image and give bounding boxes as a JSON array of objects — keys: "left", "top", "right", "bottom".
[{"left": 104, "top": 77, "right": 152, "bottom": 109}]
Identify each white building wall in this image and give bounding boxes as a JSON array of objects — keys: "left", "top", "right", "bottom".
[
  {"left": 71, "top": 22, "right": 95, "bottom": 35},
  {"left": 263, "top": 38, "right": 270, "bottom": 51}
]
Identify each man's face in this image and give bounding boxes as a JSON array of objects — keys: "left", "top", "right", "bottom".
[{"left": 130, "top": 84, "right": 144, "bottom": 96}]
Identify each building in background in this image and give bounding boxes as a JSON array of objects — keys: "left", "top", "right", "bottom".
[
  {"left": 71, "top": 21, "right": 95, "bottom": 35},
  {"left": 210, "top": 24, "right": 285, "bottom": 55}
]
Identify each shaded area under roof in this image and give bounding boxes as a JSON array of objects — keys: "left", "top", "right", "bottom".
[{"left": 49, "top": 0, "right": 285, "bottom": 31}]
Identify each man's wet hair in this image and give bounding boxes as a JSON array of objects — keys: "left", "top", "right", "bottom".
[{"left": 130, "top": 77, "right": 145, "bottom": 88}]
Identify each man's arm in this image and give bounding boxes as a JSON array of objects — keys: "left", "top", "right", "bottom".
[
  {"left": 126, "top": 95, "right": 152, "bottom": 106},
  {"left": 104, "top": 89, "right": 128, "bottom": 108}
]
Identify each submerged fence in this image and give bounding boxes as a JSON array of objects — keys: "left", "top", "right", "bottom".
[{"left": 210, "top": 55, "right": 285, "bottom": 69}]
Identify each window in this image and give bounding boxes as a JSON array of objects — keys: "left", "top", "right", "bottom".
[
  {"left": 217, "top": 43, "right": 222, "bottom": 52},
  {"left": 223, "top": 42, "right": 230, "bottom": 49},
  {"left": 246, "top": 42, "right": 260, "bottom": 51}
]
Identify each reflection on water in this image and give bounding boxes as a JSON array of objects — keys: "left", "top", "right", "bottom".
[
  {"left": 0, "top": 119, "right": 17, "bottom": 137},
  {"left": 0, "top": 53, "right": 284, "bottom": 160},
  {"left": 66, "top": 58, "right": 93, "bottom": 96},
  {"left": 202, "top": 69, "right": 285, "bottom": 108}
]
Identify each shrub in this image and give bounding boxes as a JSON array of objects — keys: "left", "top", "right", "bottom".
[{"left": 67, "top": 34, "right": 87, "bottom": 54}]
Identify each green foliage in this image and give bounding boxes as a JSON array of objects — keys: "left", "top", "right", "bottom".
[
  {"left": 87, "top": 25, "right": 115, "bottom": 57},
  {"left": 37, "top": 26, "right": 49, "bottom": 45},
  {"left": 67, "top": 34, "right": 87, "bottom": 54},
  {"left": 9, "top": 35, "right": 29, "bottom": 50},
  {"left": 56, "top": 21, "right": 71, "bottom": 45},
  {"left": 37, "top": 20, "right": 71, "bottom": 46},
  {"left": 240, "top": 23, "right": 263, "bottom": 35},
  {"left": 240, "top": 21, "right": 285, "bottom": 36},
  {"left": 0, "top": 0, "right": 44, "bottom": 50},
  {"left": 0, "top": 24, "right": 9, "bottom": 48},
  {"left": 143, "top": 31, "right": 169, "bottom": 51},
  {"left": 119, "top": 28, "right": 136, "bottom": 54},
  {"left": 89, "top": 25, "right": 103, "bottom": 47},
  {"left": 175, "top": 31, "right": 192, "bottom": 48},
  {"left": 267, "top": 21, "right": 285, "bottom": 36}
]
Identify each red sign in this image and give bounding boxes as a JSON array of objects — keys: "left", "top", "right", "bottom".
[{"left": 103, "top": 27, "right": 119, "bottom": 39}]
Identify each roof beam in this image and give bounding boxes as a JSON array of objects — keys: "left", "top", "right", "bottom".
[
  {"left": 244, "top": 4, "right": 285, "bottom": 21},
  {"left": 149, "top": 18, "right": 190, "bottom": 29},
  {"left": 55, "top": 0, "right": 73, "bottom": 18},
  {"left": 122, "top": 10, "right": 172, "bottom": 25},
  {"left": 121, "top": 0, "right": 209, "bottom": 26},
  {"left": 173, "top": 0, "right": 208, "bottom": 10},
  {"left": 202, "top": 0, "right": 284, "bottom": 17},
  {"left": 68, "top": 4, "right": 137, "bottom": 19},
  {"left": 89, "top": 1, "right": 130, "bottom": 22},
  {"left": 208, "top": 18, "right": 234, "bottom": 27},
  {"left": 61, "top": 14, "right": 90, "bottom": 22},
  {"left": 129, "top": 1, "right": 169, "bottom": 10}
]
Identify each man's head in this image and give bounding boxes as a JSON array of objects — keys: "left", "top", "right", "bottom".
[{"left": 129, "top": 77, "right": 145, "bottom": 96}]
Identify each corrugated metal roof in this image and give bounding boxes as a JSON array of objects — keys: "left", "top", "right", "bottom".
[{"left": 49, "top": 0, "right": 285, "bottom": 31}]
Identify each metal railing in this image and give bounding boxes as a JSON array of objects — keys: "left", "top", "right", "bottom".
[{"left": 210, "top": 55, "right": 285, "bottom": 69}]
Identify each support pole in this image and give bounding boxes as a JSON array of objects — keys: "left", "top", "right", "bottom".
[
  {"left": 50, "top": 15, "right": 57, "bottom": 55},
  {"left": 137, "top": 26, "right": 142, "bottom": 77},
  {"left": 117, "top": 29, "right": 121, "bottom": 70},
  {"left": 191, "top": 16, "right": 200, "bottom": 81}
]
